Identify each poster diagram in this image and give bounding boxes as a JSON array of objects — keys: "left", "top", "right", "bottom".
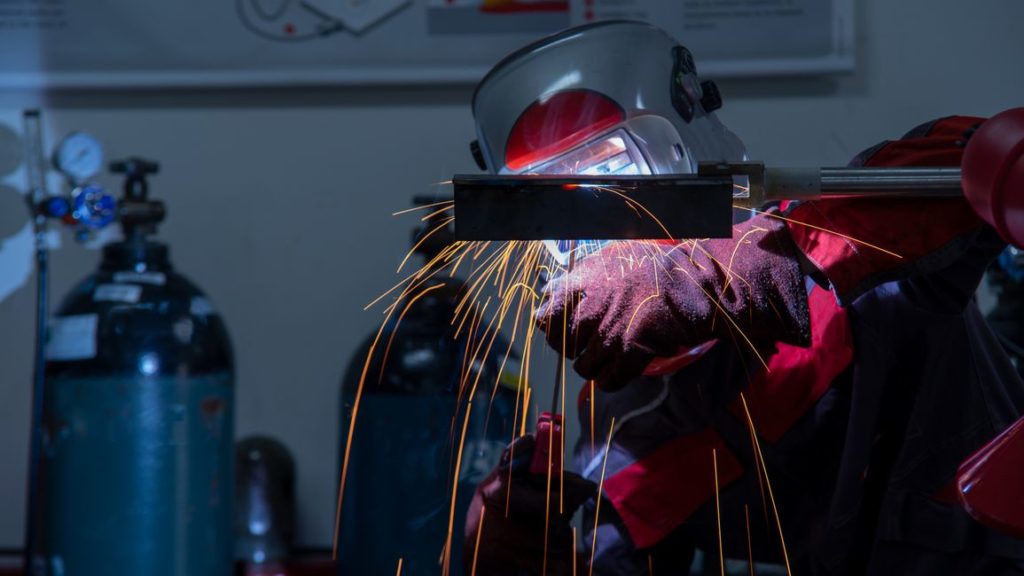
[
  {"left": 235, "top": 0, "right": 345, "bottom": 42},
  {"left": 236, "top": 0, "right": 411, "bottom": 41},
  {"left": 0, "top": 0, "right": 853, "bottom": 88},
  {"left": 427, "top": 0, "right": 569, "bottom": 35}
]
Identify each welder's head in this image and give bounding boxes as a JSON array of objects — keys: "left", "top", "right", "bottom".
[{"left": 469, "top": 20, "right": 747, "bottom": 263}]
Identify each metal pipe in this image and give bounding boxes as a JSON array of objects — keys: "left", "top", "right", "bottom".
[{"left": 765, "top": 167, "right": 963, "bottom": 201}]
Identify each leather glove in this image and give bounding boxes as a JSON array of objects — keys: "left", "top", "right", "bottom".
[
  {"left": 537, "top": 213, "right": 811, "bottom": 391},
  {"left": 464, "top": 435, "right": 596, "bottom": 576}
]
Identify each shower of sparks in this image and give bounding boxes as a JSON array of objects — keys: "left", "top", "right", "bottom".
[{"left": 334, "top": 181, "right": 906, "bottom": 572}]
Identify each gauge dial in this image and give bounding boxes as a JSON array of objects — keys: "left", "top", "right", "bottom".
[{"left": 53, "top": 132, "right": 103, "bottom": 183}]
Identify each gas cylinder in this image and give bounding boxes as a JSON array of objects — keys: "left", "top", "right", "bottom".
[
  {"left": 337, "top": 197, "right": 521, "bottom": 575},
  {"left": 40, "top": 158, "right": 234, "bottom": 576}
]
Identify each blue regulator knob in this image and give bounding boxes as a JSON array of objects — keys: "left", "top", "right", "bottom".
[{"left": 71, "top": 183, "right": 117, "bottom": 229}]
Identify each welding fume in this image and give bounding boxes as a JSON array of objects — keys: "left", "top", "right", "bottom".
[{"left": 430, "top": 20, "right": 1024, "bottom": 575}]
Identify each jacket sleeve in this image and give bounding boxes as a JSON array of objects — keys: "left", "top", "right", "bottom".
[{"left": 783, "top": 115, "right": 1002, "bottom": 306}]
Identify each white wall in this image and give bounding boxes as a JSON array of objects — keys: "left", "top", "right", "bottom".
[{"left": 0, "top": 0, "right": 1022, "bottom": 549}]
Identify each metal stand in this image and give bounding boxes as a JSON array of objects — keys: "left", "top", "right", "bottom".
[{"left": 22, "top": 109, "right": 48, "bottom": 576}]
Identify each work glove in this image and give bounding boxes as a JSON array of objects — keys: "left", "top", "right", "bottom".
[
  {"left": 464, "top": 435, "right": 596, "bottom": 576},
  {"left": 537, "top": 214, "right": 811, "bottom": 391}
]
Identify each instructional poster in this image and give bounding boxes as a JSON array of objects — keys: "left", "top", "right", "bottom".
[{"left": 0, "top": 0, "right": 853, "bottom": 88}]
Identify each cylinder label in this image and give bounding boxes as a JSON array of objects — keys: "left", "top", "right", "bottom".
[
  {"left": 45, "top": 314, "right": 97, "bottom": 361},
  {"left": 93, "top": 283, "right": 142, "bottom": 303}
]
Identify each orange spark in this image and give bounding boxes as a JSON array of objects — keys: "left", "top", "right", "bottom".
[
  {"left": 391, "top": 199, "right": 453, "bottom": 216},
  {"left": 739, "top": 393, "right": 791, "bottom": 575},
  {"left": 397, "top": 216, "right": 455, "bottom": 273},
  {"left": 471, "top": 505, "right": 486, "bottom": 576},
  {"left": 738, "top": 206, "right": 902, "bottom": 259},
  {"left": 378, "top": 283, "right": 447, "bottom": 383},
  {"left": 442, "top": 399, "right": 475, "bottom": 576},
  {"left": 542, "top": 413, "right": 556, "bottom": 576},
  {"left": 589, "top": 416, "right": 616, "bottom": 576}
]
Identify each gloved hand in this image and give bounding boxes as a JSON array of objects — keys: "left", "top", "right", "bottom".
[
  {"left": 464, "top": 435, "right": 596, "bottom": 576},
  {"left": 537, "top": 213, "right": 811, "bottom": 391}
]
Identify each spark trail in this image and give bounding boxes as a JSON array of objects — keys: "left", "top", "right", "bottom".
[{"left": 334, "top": 186, "right": 902, "bottom": 573}]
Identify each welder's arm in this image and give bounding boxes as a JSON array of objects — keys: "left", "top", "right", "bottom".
[
  {"left": 783, "top": 114, "right": 1001, "bottom": 306},
  {"left": 464, "top": 435, "right": 595, "bottom": 576},
  {"left": 783, "top": 197, "right": 990, "bottom": 306},
  {"left": 538, "top": 214, "right": 811, "bottom": 391}
]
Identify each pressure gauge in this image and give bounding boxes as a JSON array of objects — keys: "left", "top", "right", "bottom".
[{"left": 53, "top": 132, "right": 103, "bottom": 183}]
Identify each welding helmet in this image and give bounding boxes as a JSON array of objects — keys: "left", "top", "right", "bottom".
[{"left": 470, "top": 20, "right": 747, "bottom": 263}]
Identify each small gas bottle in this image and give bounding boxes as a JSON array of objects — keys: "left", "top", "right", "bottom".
[{"left": 235, "top": 436, "right": 296, "bottom": 570}]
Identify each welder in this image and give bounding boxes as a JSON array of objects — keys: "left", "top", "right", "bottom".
[{"left": 463, "top": 21, "right": 1024, "bottom": 575}]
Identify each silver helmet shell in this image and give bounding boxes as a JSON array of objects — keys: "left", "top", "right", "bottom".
[{"left": 471, "top": 20, "right": 747, "bottom": 177}]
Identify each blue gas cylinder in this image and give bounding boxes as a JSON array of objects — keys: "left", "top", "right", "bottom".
[
  {"left": 338, "top": 278, "right": 520, "bottom": 576},
  {"left": 337, "top": 202, "right": 521, "bottom": 575},
  {"left": 41, "top": 237, "right": 234, "bottom": 573}
]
